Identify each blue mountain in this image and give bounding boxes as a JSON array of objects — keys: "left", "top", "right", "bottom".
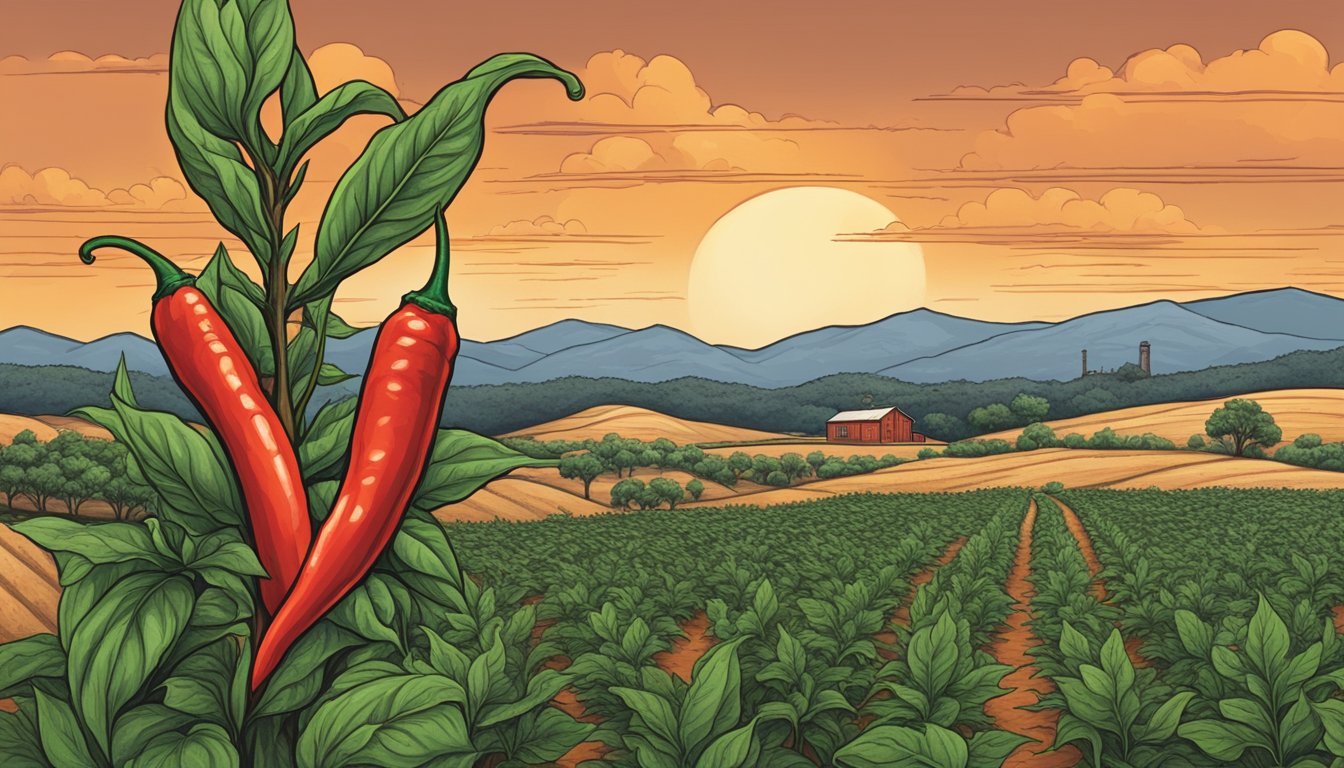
[{"left": 2, "top": 288, "right": 1339, "bottom": 387}]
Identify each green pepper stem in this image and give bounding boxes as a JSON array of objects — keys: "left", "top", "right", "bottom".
[
  {"left": 80, "top": 236, "right": 194, "bottom": 301},
  {"left": 403, "top": 207, "right": 456, "bottom": 317}
]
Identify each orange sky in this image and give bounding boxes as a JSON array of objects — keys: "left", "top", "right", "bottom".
[{"left": 3, "top": 1, "right": 1344, "bottom": 344}]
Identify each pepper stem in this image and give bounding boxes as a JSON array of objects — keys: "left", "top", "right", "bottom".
[
  {"left": 403, "top": 207, "right": 456, "bottom": 317},
  {"left": 80, "top": 236, "right": 194, "bottom": 300}
]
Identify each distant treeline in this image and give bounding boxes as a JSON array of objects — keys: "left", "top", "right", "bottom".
[{"left": 1, "top": 345, "right": 1341, "bottom": 441}]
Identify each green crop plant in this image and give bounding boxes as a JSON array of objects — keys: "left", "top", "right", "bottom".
[{"left": 1048, "top": 624, "right": 1199, "bottom": 768}]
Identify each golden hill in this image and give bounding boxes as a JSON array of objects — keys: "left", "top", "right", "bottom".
[{"left": 503, "top": 404, "right": 790, "bottom": 444}]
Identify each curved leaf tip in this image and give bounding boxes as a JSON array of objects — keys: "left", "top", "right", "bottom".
[{"left": 465, "top": 52, "right": 584, "bottom": 101}]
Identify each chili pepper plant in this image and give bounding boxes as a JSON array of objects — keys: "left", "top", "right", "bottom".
[{"left": 0, "top": 1, "right": 591, "bottom": 765}]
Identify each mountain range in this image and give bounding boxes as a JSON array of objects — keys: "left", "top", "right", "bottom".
[{"left": 1, "top": 288, "right": 1341, "bottom": 387}]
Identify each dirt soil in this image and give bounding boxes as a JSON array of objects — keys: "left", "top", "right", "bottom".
[
  {"left": 984, "top": 499, "right": 1080, "bottom": 768},
  {"left": 876, "top": 536, "right": 968, "bottom": 659},
  {"left": 653, "top": 611, "right": 716, "bottom": 683}
]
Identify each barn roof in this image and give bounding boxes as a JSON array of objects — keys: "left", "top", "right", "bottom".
[{"left": 827, "top": 406, "right": 911, "bottom": 423}]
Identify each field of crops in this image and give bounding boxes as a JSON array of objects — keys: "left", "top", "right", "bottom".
[{"left": 447, "top": 487, "right": 1344, "bottom": 767}]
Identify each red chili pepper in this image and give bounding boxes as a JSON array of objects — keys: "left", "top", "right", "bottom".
[
  {"left": 252, "top": 210, "right": 461, "bottom": 687},
  {"left": 79, "top": 236, "right": 310, "bottom": 615}
]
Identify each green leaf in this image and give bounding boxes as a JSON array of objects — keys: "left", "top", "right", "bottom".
[
  {"left": 295, "top": 674, "right": 475, "bottom": 768},
  {"left": 0, "top": 695, "right": 45, "bottom": 766},
  {"left": 278, "top": 80, "right": 405, "bottom": 174},
  {"left": 195, "top": 243, "right": 274, "bottom": 377},
  {"left": 280, "top": 46, "right": 318, "bottom": 126},
  {"left": 611, "top": 686, "right": 680, "bottom": 748},
  {"left": 323, "top": 310, "right": 362, "bottom": 339},
  {"left": 34, "top": 687, "right": 98, "bottom": 768},
  {"left": 1246, "top": 595, "right": 1290, "bottom": 679},
  {"left": 128, "top": 723, "right": 239, "bottom": 768},
  {"left": 967, "top": 730, "right": 1031, "bottom": 768},
  {"left": 1178, "top": 719, "right": 1265, "bottom": 762},
  {"left": 252, "top": 622, "right": 364, "bottom": 720},
  {"left": 476, "top": 668, "right": 568, "bottom": 728},
  {"left": 160, "top": 639, "right": 245, "bottom": 732},
  {"left": 511, "top": 708, "right": 594, "bottom": 765},
  {"left": 0, "top": 634, "right": 66, "bottom": 694},
  {"left": 316, "top": 363, "right": 356, "bottom": 386},
  {"left": 111, "top": 704, "right": 197, "bottom": 767},
  {"left": 1314, "top": 698, "right": 1344, "bottom": 756},
  {"left": 411, "top": 429, "right": 558, "bottom": 511},
  {"left": 694, "top": 717, "right": 758, "bottom": 768},
  {"left": 834, "top": 723, "right": 969, "bottom": 768},
  {"left": 327, "top": 573, "right": 409, "bottom": 650},
  {"left": 105, "top": 397, "right": 242, "bottom": 534},
  {"left": 68, "top": 572, "right": 196, "bottom": 757},
  {"left": 908, "top": 612, "right": 958, "bottom": 700},
  {"left": 299, "top": 398, "right": 356, "bottom": 481},
  {"left": 167, "top": 0, "right": 289, "bottom": 269},
  {"left": 1134, "top": 691, "right": 1194, "bottom": 744},
  {"left": 13, "top": 518, "right": 174, "bottom": 574},
  {"left": 679, "top": 637, "right": 745, "bottom": 755},
  {"left": 291, "top": 53, "right": 583, "bottom": 307},
  {"left": 112, "top": 355, "right": 139, "bottom": 407}
]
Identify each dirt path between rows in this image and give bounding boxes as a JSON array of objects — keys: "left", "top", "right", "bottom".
[
  {"left": 653, "top": 611, "right": 715, "bottom": 682},
  {"left": 1050, "top": 496, "right": 1150, "bottom": 667},
  {"left": 1334, "top": 606, "right": 1344, "bottom": 635},
  {"left": 876, "top": 536, "right": 968, "bottom": 660},
  {"left": 984, "top": 498, "right": 1080, "bottom": 768}
]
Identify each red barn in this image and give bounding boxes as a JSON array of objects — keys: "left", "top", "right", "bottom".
[{"left": 826, "top": 406, "right": 915, "bottom": 444}]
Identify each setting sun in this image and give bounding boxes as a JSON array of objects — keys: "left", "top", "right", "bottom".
[{"left": 686, "top": 186, "right": 926, "bottom": 347}]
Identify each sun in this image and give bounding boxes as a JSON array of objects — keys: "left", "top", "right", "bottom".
[{"left": 687, "top": 186, "right": 927, "bottom": 347}]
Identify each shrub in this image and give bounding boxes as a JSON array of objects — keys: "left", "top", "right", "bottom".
[
  {"left": 1042, "top": 481, "right": 1065, "bottom": 494},
  {"left": 1187, "top": 434, "right": 1206, "bottom": 449},
  {"left": 917, "top": 448, "right": 940, "bottom": 460}
]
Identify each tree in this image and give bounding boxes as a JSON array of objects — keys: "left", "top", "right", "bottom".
[
  {"left": 1009, "top": 393, "right": 1050, "bottom": 424},
  {"left": 920, "top": 413, "right": 969, "bottom": 442},
  {"left": 779, "top": 453, "right": 811, "bottom": 483},
  {"left": 1114, "top": 362, "right": 1150, "bottom": 382},
  {"left": 1205, "top": 399, "right": 1282, "bottom": 457},
  {"left": 967, "top": 403, "right": 1014, "bottom": 433},
  {"left": 25, "top": 463, "right": 65, "bottom": 513},
  {"left": 0, "top": 464, "right": 25, "bottom": 507},
  {"left": 727, "top": 451, "right": 753, "bottom": 480},
  {"left": 559, "top": 453, "right": 605, "bottom": 499},
  {"left": 103, "top": 476, "right": 141, "bottom": 520},
  {"left": 638, "top": 449, "right": 661, "bottom": 472},
  {"left": 806, "top": 451, "right": 827, "bottom": 472},
  {"left": 1017, "top": 422, "right": 1059, "bottom": 451},
  {"left": 1187, "top": 434, "right": 1207, "bottom": 450},
  {"left": 751, "top": 455, "right": 781, "bottom": 484},
  {"left": 764, "top": 470, "right": 790, "bottom": 487},
  {"left": 11, "top": 429, "right": 38, "bottom": 446},
  {"left": 613, "top": 449, "right": 638, "bottom": 478},
  {"left": 610, "top": 478, "right": 646, "bottom": 509},
  {"left": 647, "top": 477, "right": 684, "bottom": 510},
  {"left": 685, "top": 479, "right": 704, "bottom": 501}
]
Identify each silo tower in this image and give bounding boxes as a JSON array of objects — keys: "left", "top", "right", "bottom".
[{"left": 1139, "top": 341, "right": 1151, "bottom": 374}]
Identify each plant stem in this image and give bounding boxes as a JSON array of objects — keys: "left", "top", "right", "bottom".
[{"left": 259, "top": 165, "right": 297, "bottom": 440}]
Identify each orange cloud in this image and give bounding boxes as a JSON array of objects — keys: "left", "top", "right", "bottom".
[
  {"left": 307, "top": 43, "right": 401, "bottom": 98},
  {"left": 0, "top": 51, "right": 169, "bottom": 74},
  {"left": 556, "top": 132, "right": 800, "bottom": 174},
  {"left": 485, "top": 216, "right": 588, "bottom": 237},
  {"left": 951, "top": 30, "right": 1344, "bottom": 98},
  {"left": 0, "top": 165, "right": 191, "bottom": 209},
  {"left": 550, "top": 50, "right": 822, "bottom": 128},
  {"left": 926, "top": 187, "right": 1205, "bottom": 233},
  {"left": 956, "top": 32, "right": 1344, "bottom": 173}
]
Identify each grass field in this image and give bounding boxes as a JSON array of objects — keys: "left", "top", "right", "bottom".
[{"left": 445, "top": 487, "right": 1344, "bottom": 766}]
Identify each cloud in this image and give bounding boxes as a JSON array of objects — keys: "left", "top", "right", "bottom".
[
  {"left": 307, "top": 43, "right": 401, "bottom": 98},
  {"left": 555, "top": 131, "right": 800, "bottom": 175},
  {"left": 0, "top": 51, "right": 169, "bottom": 74},
  {"left": 949, "top": 30, "right": 1344, "bottom": 98},
  {"left": 928, "top": 187, "right": 1205, "bottom": 233},
  {"left": 0, "top": 165, "right": 190, "bottom": 209},
  {"left": 485, "top": 216, "right": 588, "bottom": 237},
  {"left": 503, "top": 49, "right": 824, "bottom": 130},
  {"left": 951, "top": 31, "right": 1344, "bottom": 173}
]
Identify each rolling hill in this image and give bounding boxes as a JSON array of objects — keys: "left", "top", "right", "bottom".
[{"left": 4, "top": 288, "right": 1339, "bottom": 388}]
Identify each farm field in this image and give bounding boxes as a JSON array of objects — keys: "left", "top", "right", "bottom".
[
  {"left": 979, "top": 387, "right": 1344, "bottom": 446},
  {"left": 444, "top": 487, "right": 1344, "bottom": 766}
]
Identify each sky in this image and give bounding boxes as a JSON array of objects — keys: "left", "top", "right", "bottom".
[{"left": 3, "top": 0, "right": 1343, "bottom": 346}]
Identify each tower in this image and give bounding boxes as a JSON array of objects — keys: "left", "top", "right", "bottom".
[
  {"left": 1081, "top": 349, "right": 1088, "bottom": 377},
  {"left": 1139, "top": 341, "right": 1151, "bottom": 374}
]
